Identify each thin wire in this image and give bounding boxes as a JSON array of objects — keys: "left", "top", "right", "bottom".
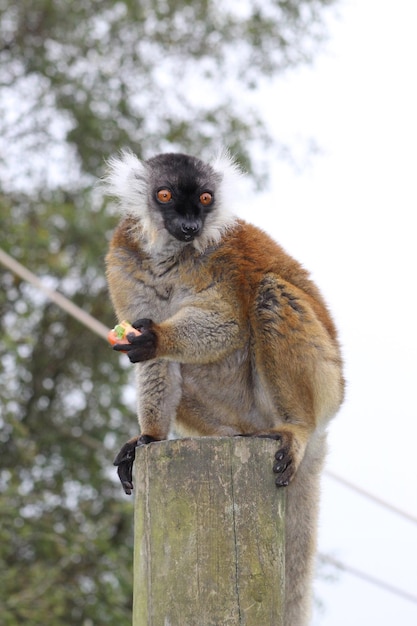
[
  {"left": 324, "top": 469, "right": 417, "bottom": 526},
  {"left": 319, "top": 553, "right": 417, "bottom": 606}
]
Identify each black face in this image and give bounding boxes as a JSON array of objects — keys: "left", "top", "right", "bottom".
[{"left": 147, "top": 153, "right": 219, "bottom": 242}]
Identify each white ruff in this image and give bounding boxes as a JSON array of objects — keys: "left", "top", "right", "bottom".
[{"left": 103, "top": 148, "right": 242, "bottom": 257}]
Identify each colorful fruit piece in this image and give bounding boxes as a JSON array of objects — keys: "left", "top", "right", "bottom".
[{"left": 107, "top": 320, "right": 141, "bottom": 351}]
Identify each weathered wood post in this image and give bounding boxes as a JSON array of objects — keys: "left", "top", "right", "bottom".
[{"left": 133, "top": 437, "right": 285, "bottom": 626}]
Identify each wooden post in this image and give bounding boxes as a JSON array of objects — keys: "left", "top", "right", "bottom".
[{"left": 133, "top": 437, "right": 285, "bottom": 626}]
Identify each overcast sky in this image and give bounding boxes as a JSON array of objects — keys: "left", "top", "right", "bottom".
[{"left": 237, "top": 0, "right": 417, "bottom": 623}]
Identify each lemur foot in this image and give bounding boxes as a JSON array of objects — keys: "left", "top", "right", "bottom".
[
  {"left": 113, "top": 434, "right": 158, "bottom": 495},
  {"left": 272, "top": 432, "right": 296, "bottom": 487},
  {"left": 234, "top": 431, "right": 296, "bottom": 488}
]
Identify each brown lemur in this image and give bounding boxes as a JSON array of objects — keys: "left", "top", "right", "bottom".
[{"left": 104, "top": 150, "right": 344, "bottom": 626}]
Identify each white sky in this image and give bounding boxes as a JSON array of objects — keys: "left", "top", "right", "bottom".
[{"left": 237, "top": 0, "right": 417, "bottom": 623}]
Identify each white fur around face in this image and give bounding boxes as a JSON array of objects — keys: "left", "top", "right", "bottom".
[
  {"left": 104, "top": 150, "right": 169, "bottom": 252},
  {"left": 104, "top": 150, "right": 148, "bottom": 215},
  {"left": 210, "top": 149, "right": 243, "bottom": 212},
  {"left": 103, "top": 149, "right": 242, "bottom": 256},
  {"left": 191, "top": 150, "right": 241, "bottom": 253}
]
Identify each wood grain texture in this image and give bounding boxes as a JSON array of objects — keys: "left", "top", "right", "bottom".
[{"left": 133, "top": 437, "right": 285, "bottom": 626}]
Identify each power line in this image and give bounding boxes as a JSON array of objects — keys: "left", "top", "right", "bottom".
[
  {"left": 324, "top": 469, "right": 417, "bottom": 526},
  {"left": 319, "top": 553, "right": 417, "bottom": 606}
]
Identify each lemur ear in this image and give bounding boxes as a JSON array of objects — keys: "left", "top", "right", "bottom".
[
  {"left": 102, "top": 150, "right": 149, "bottom": 217},
  {"left": 209, "top": 149, "right": 244, "bottom": 212},
  {"left": 210, "top": 148, "right": 243, "bottom": 181}
]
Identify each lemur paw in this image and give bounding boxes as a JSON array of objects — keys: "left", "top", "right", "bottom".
[
  {"left": 113, "top": 434, "right": 158, "bottom": 495},
  {"left": 272, "top": 432, "right": 296, "bottom": 487},
  {"left": 112, "top": 319, "right": 157, "bottom": 363},
  {"left": 234, "top": 430, "right": 297, "bottom": 488}
]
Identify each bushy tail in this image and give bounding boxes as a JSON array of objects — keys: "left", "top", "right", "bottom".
[{"left": 284, "top": 432, "right": 327, "bottom": 626}]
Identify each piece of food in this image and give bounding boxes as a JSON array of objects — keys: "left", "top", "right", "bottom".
[{"left": 107, "top": 320, "right": 141, "bottom": 351}]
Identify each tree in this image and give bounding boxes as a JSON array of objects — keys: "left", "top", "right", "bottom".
[
  {"left": 0, "top": 190, "right": 136, "bottom": 625},
  {"left": 0, "top": 1, "right": 338, "bottom": 623},
  {"left": 0, "top": 0, "right": 336, "bottom": 188}
]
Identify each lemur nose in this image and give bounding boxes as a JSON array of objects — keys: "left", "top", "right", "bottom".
[{"left": 181, "top": 222, "right": 199, "bottom": 234}]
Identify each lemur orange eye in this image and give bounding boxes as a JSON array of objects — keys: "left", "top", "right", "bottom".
[
  {"left": 157, "top": 189, "right": 172, "bottom": 203},
  {"left": 200, "top": 192, "right": 213, "bottom": 206}
]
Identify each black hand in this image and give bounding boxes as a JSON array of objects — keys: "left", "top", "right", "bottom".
[{"left": 112, "top": 318, "right": 157, "bottom": 362}]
